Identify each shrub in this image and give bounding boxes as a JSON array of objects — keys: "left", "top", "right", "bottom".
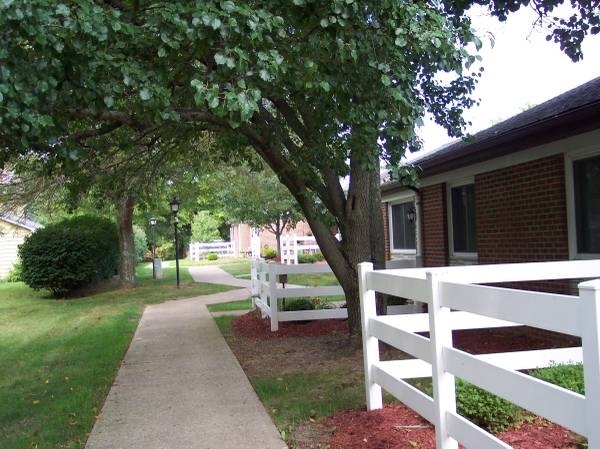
[
  {"left": 298, "top": 252, "right": 325, "bottom": 263},
  {"left": 262, "top": 246, "right": 277, "bottom": 260},
  {"left": 530, "top": 362, "right": 584, "bottom": 394},
  {"left": 206, "top": 252, "right": 219, "bottom": 261},
  {"left": 156, "top": 242, "right": 174, "bottom": 260},
  {"left": 456, "top": 379, "right": 523, "bottom": 433},
  {"left": 298, "top": 253, "right": 315, "bottom": 263},
  {"left": 4, "top": 262, "right": 22, "bottom": 283},
  {"left": 282, "top": 298, "right": 315, "bottom": 311},
  {"left": 19, "top": 215, "right": 119, "bottom": 297}
]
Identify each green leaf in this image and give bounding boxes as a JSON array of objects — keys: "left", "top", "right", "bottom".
[
  {"left": 55, "top": 4, "right": 69, "bottom": 16},
  {"left": 214, "top": 53, "right": 226, "bottom": 65},
  {"left": 211, "top": 17, "right": 222, "bottom": 30},
  {"left": 139, "top": 88, "right": 152, "bottom": 101},
  {"left": 395, "top": 36, "right": 407, "bottom": 47},
  {"left": 103, "top": 96, "right": 114, "bottom": 108},
  {"left": 259, "top": 69, "right": 271, "bottom": 81},
  {"left": 157, "top": 47, "right": 166, "bottom": 57},
  {"left": 221, "top": 1, "right": 235, "bottom": 12}
]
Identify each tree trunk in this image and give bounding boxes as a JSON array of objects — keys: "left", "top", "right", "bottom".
[
  {"left": 116, "top": 195, "right": 137, "bottom": 288},
  {"left": 301, "top": 159, "right": 385, "bottom": 335}
]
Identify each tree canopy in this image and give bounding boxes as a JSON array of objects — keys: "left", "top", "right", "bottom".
[{"left": 1, "top": 0, "right": 596, "bottom": 333}]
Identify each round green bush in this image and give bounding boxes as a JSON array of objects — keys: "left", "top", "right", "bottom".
[
  {"left": 206, "top": 252, "right": 218, "bottom": 261},
  {"left": 261, "top": 246, "right": 277, "bottom": 260},
  {"left": 19, "top": 215, "right": 119, "bottom": 297}
]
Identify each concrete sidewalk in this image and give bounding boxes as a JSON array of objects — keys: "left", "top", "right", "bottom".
[
  {"left": 85, "top": 270, "right": 286, "bottom": 449},
  {"left": 188, "top": 265, "right": 252, "bottom": 289}
]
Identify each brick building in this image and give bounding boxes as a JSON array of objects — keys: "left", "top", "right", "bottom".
[{"left": 381, "top": 76, "right": 600, "bottom": 287}]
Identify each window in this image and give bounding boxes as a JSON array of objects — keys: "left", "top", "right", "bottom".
[
  {"left": 573, "top": 154, "right": 600, "bottom": 254},
  {"left": 451, "top": 183, "right": 477, "bottom": 253},
  {"left": 390, "top": 201, "right": 416, "bottom": 252}
]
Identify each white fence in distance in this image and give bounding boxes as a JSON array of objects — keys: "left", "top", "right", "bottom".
[
  {"left": 359, "top": 259, "right": 600, "bottom": 449},
  {"left": 280, "top": 235, "right": 321, "bottom": 265},
  {"left": 251, "top": 259, "right": 421, "bottom": 331},
  {"left": 189, "top": 241, "right": 235, "bottom": 261}
]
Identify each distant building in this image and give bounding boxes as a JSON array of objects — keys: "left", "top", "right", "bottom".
[
  {"left": 0, "top": 214, "right": 43, "bottom": 279},
  {"left": 230, "top": 221, "right": 314, "bottom": 258}
]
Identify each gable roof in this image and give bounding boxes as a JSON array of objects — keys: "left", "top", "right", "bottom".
[
  {"left": 385, "top": 75, "right": 600, "bottom": 186},
  {"left": 0, "top": 213, "right": 43, "bottom": 232}
]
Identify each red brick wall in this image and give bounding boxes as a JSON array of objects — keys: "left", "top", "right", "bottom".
[
  {"left": 475, "top": 154, "right": 571, "bottom": 293},
  {"left": 475, "top": 154, "right": 569, "bottom": 264},
  {"left": 382, "top": 202, "right": 390, "bottom": 260},
  {"left": 421, "top": 183, "right": 448, "bottom": 266}
]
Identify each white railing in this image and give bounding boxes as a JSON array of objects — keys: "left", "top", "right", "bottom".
[
  {"left": 251, "top": 259, "right": 346, "bottom": 331},
  {"left": 188, "top": 241, "right": 235, "bottom": 261},
  {"left": 280, "top": 235, "right": 320, "bottom": 265},
  {"left": 250, "top": 259, "right": 421, "bottom": 331},
  {"left": 359, "top": 259, "right": 600, "bottom": 449}
]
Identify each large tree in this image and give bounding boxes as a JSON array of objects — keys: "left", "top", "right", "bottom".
[{"left": 0, "top": 1, "right": 595, "bottom": 333}]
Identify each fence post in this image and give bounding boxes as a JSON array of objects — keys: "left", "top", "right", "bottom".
[
  {"left": 269, "top": 263, "right": 279, "bottom": 331},
  {"left": 359, "top": 262, "right": 383, "bottom": 411},
  {"left": 428, "top": 272, "right": 458, "bottom": 449},
  {"left": 250, "top": 259, "right": 258, "bottom": 306},
  {"left": 259, "top": 260, "right": 268, "bottom": 318},
  {"left": 579, "top": 279, "right": 600, "bottom": 449},
  {"left": 293, "top": 237, "right": 298, "bottom": 265}
]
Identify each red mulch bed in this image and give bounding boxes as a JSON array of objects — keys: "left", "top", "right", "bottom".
[
  {"left": 232, "top": 309, "right": 348, "bottom": 338},
  {"left": 324, "top": 404, "right": 579, "bottom": 449},
  {"left": 232, "top": 312, "right": 584, "bottom": 449}
]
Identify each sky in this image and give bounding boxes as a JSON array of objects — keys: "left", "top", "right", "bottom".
[{"left": 417, "top": 5, "right": 600, "bottom": 153}]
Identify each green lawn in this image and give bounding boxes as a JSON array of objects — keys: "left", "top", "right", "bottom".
[
  {"left": 287, "top": 271, "right": 338, "bottom": 287},
  {"left": 216, "top": 258, "right": 252, "bottom": 277},
  {"left": 0, "top": 264, "right": 235, "bottom": 449}
]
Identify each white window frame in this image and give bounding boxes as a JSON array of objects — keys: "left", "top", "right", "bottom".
[
  {"left": 565, "top": 147, "right": 600, "bottom": 260},
  {"left": 388, "top": 192, "right": 417, "bottom": 256},
  {"left": 447, "top": 178, "right": 478, "bottom": 260}
]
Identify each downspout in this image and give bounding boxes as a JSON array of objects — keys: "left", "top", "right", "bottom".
[{"left": 407, "top": 186, "right": 423, "bottom": 268}]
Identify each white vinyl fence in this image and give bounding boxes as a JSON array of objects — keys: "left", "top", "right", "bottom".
[
  {"left": 280, "top": 235, "right": 321, "bottom": 265},
  {"left": 251, "top": 259, "right": 346, "bottom": 331},
  {"left": 251, "top": 259, "right": 421, "bottom": 331},
  {"left": 359, "top": 259, "right": 600, "bottom": 449},
  {"left": 189, "top": 241, "right": 235, "bottom": 261}
]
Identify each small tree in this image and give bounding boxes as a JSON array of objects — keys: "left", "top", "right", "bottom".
[
  {"left": 19, "top": 216, "right": 119, "bottom": 297},
  {"left": 208, "top": 166, "right": 305, "bottom": 256},
  {"left": 132, "top": 225, "right": 148, "bottom": 263},
  {"left": 191, "top": 211, "right": 221, "bottom": 242}
]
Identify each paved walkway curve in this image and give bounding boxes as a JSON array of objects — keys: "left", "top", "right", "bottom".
[{"left": 85, "top": 266, "right": 286, "bottom": 449}]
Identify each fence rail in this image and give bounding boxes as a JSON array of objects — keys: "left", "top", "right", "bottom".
[
  {"left": 251, "top": 259, "right": 345, "bottom": 331},
  {"left": 251, "top": 259, "right": 421, "bottom": 331},
  {"left": 188, "top": 241, "right": 235, "bottom": 261},
  {"left": 359, "top": 259, "right": 600, "bottom": 449}
]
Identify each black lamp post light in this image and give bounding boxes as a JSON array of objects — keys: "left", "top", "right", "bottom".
[
  {"left": 169, "top": 197, "right": 181, "bottom": 289},
  {"left": 149, "top": 217, "right": 157, "bottom": 279}
]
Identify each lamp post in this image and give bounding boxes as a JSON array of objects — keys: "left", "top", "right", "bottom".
[
  {"left": 149, "top": 217, "right": 157, "bottom": 279},
  {"left": 169, "top": 198, "right": 181, "bottom": 288}
]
